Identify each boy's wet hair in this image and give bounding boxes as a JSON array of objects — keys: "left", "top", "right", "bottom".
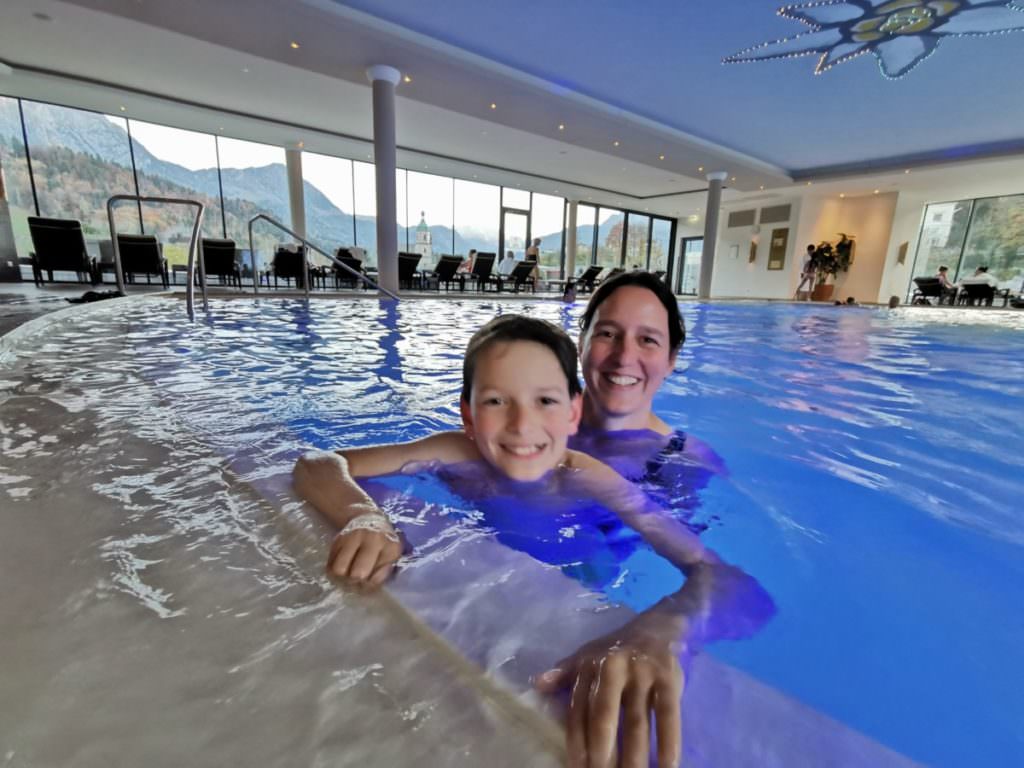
[
  {"left": 462, "top": 315, "right": 582, "bottom": 402},
  {"left": 579, "top": 271, "right": 686, "bottom": 352}
]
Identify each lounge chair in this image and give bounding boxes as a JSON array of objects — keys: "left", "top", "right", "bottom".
[
  {"left": 957, "top": 283, "right": 1011, "bottom": 307},
  {"left": 270, "top": 245, "right": 309, "bottom": 289},
  {"left": 27, "top": 216, "right": 95, "bottom": 285},
  {"left": 426, "top": 255, "right": 465, "bottom": 292},
  {"left": 575, "top": 265, "right": 603, "bottom": 293},
  {"left": 599, "top": 267, "right": 626, "bottom": 285},
  {"left": 398, "top": 252, "right": 422, "bottom": 290},
  {"left": 117, "top": 234, "right": 168, "bottom": 289},
  {"left": 652, "top": 269, "right": 667, "bottom": 282},
  {"left": 200, "top": 238, "right": 242, "bottom": 287},
  {"left": 469, "top": 252, "right": 497, "bottom": 292},
  {"left": 333, "top": 248, "right": 365, "bottom": 289},
  {"left": 910, "top": 277, "right": 944, "bottom": 305},
  {"left": 497, "top": 260, "right": 537, "bottom": 294}
]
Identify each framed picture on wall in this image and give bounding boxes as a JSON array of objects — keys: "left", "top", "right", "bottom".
[{"left": 766, "top": 227, "right": 789, "bottom": 270}]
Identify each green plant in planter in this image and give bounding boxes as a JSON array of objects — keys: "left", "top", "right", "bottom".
[{"left": 814, "top": 233, "right": 856, "bottom": 285}]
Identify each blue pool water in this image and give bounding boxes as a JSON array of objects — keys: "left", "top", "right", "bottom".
[{"left": 7, "top": 296, "right": 1022, "bottom": 766}]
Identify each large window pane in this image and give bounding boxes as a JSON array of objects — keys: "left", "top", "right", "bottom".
[
  {"left": 957, "top": 194, "right": 1024, "bottom": 287},
  {"left": 353, "top": 160, "right": 376, "bottom": 265},
  {"left": 502, "top": 187, "right": 530, "bottom": 210},
  {"left": 129, "top": 119, "right": 224, "bottom": 270},
  {"left": 216, "top": 136, "right": 287, "bottom": 271},
  {"left": 624, "top": 213, "right": 650, "bottom": 270},
  {"left": 911, "top": 201, "right": 972, "bottom": 283},
  {"left": 20, "top": 102, "right": 139, "bottom": 255},
  {"left": 302, "top": 151, "right": 355, "bottom": 263},
  {"left": 0, "top": 97, "right": 35, "bottom": 262},
  {"left": 454, "top": 179, "right": 499, "bottom": 257},
  {"left": 530, "top": 192, "right": 564, "bottom": 277},
  {"left": 396, "top": 168, "right": 408, "bottom": 253},
  {"left": 596, "top": 208, "right": 624, "bottom": 269},
  {"left": 573, "top": 204, "right": 597, "bottom": 273},
  {"left": 650, "top": 219, "right": 671, "bottom": 274},
  {"left": 407, "top": 170, "right": 453, "bottom": 260}
]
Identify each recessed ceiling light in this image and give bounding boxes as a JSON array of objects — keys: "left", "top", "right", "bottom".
[
  {"left": 840, "top": 193, "right": 846, "bottom": 198},
  {"left": 759, "top": 185, "right": 765, "bottom": 190},
  {"left": 119, "top": 105, "right": 126, "bottom": 112},
  {"left": 904, "top": 169, "right": 911, "bottom": 174},
  {"left": 558, "top": 123, "right": 565, "bottom": 131},
  {"left": 698, "top": 166, "right": 704, "bottom": 172},
  {"left": 218, "top": 126, "right": 224, "bottom": 131},
  {"left": 472, "top": 174, "right": 478, "bottom": 179},
  {"left": 242, "top": 67, "right": 250, "bottom": 73},
  {"left": 613, "top": 140, "right": 620, "bottom": 146},
  {"left": 423, "top": 165, "right": 428, "bottom": 169},
  {"left": 806, "top": 181, "right": 813, "bottom": 186},
  {"left": 874, "top": 189, "right": 880, "bottom": 194},
  {"left": 731, "top": 176, "right": 736, "bottom": 182},
  {"left": 403, "top": 75, "right": 412, "bottom": 83},
  {"left": 290, "top": 41, "right": 300, "bottom": 49},
  {"left": 490, "top": 103, "right": 497, "bottom": 110},
  {"left": 659, "top": 154, "right": 665, "bottom": 160},
  {"left": 297, "top": 141, "right": 304, "bottom": 148}
]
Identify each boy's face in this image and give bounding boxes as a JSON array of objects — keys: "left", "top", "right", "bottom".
[{"left": 460, "top": 340, "right": 582, "bottom": 482}]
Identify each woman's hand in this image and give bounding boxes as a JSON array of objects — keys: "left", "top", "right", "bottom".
[
  {"left": 326, "top": 510, "right": 403, "bottom": 587},
  {"left": 535, "top": 614, "right": 688, "bottom": 768}
]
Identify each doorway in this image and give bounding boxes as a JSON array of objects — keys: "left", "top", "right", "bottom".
[
  {"left": 676, "top": 237, "right": 703, "bottom": 294},
  {"left": 499, "top": 208, "right": 530, "bottom": 264}
]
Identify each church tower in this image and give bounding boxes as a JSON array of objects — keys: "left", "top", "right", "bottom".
[{"left": 414, "top": 211, "right": 433, "bottom": 260}]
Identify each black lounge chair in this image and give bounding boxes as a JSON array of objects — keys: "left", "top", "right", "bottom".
[
  {"left": 469, "top": 252, "right": 497, "bottom": 292},
  {"left": 27, "top": 216, "right": 95, "bottom": 285},
  {"left": 270, "top": 245, "right": 309, "bottom": 289},
  {"left": 957, "top": 283, "right": 1010, "bottom": 307},
  {"left": 599, "top": 267, "right": 626, "bottom": 286},
  {"left": 911, "top": 277, "right": 945, "bottom": 305},
  {"left": 498, "top": 260, "right": 537, "bottom": 293},
  {"left": 652, "top": 269, "right": 667, "bottom": 282},
  {"left": 426, "top": 255, "right": 465, "bottom": 292},
  {"left": 398, "top": 252, "right": 422, "bottom": 289},
  {"left": 200, "top": 238, "right": 242, "bottom": 287},
  {"left": 333, "top": 248, "right": 365, "bottom": 289},
  {"left": 117, "top": 234, "right": 168, "bottom": 289},
  {"left": 576, "top": 265, "right": 603, "bottom": 293}
]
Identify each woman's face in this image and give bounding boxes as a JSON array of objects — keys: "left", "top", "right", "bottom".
[{"left": 578, "top": 285, "right": 678, "bottom": 430}]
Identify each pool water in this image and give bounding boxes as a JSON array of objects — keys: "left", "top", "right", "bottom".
[{"left": 2, "top": 296, "right": 1022, "bottom": 767}]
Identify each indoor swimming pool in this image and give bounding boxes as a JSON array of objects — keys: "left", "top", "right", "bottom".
[{"left": 1, "top": 296, "right": 1021, "bottom": 767}]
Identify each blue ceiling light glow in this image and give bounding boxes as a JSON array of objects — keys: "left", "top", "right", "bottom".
[{"left": 724, "top": 0, "right": 1024, "bottom": 79}]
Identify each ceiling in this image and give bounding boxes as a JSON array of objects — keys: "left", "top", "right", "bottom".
[{"left": 1, "top": 0, "right": 1023, "bottom": 215}]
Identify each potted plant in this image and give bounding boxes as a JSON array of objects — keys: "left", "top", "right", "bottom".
[{"left": 811, "top": 233, "right": 855, "bottom": 301}]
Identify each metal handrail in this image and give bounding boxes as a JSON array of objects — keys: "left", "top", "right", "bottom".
[
  {"left": 106, "top": 195, "right": 206, "bottom": 320},
  {"left": 247, "top": 214, "right": 398, "bottom": 300}
]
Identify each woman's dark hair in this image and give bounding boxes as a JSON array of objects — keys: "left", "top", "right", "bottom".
[
  {"left": 579, "top": 271, "right": 685, "bottom": 351},
  {"left": 462, "top": 315, "right": 582, "bottom": 402}
]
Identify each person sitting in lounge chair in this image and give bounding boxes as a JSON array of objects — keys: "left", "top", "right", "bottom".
[{"left": 936, "top": 266, "right": 958, "bottom": 303}]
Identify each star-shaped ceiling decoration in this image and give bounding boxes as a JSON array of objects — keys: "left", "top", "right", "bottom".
[{"left": 724, "top": 0, "right": 1024, "bottom": 79}]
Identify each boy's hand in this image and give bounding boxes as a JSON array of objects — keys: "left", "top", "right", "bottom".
[
  {"left": 535, "top": 615, "right": 686, "bottom": 768},
  {"left": 326, "top": 512, "right": 403, "bottom": 587}
]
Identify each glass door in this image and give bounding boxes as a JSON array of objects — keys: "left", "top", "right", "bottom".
[
  {"left": 677, "top": 237, "right": 703, "bottom": 295},
  {"left": 499, "top": 208, "right": 530, "bottom": 265}
]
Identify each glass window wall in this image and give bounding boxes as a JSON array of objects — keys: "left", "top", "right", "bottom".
[
  {"left": 573, "top": 204, "right": 597, "bottom": 274},
  {"left": 215, "top": 136, "right": 286, "bottom": 270},
  {"left": 352, "top": 160, "right": 376, "bottom": 265},
  {"left": 502, "top": 187, "right": 530, "bottom": 211},
  {"left": 302, "top": 151, "right": 355, "bottom": 263},
  {"left": 650, "top": 219, "right": 671, "bottom": 274},
  {"left": 453, "top": 179, "right": 499, "bottom": 258},
  {"left": 0, "top": 97, "right": 36, "bottom": 261},
  {"left": 596, "top": 207, "right": 624, "bottom": 269},
  {"left": 530, "top": 192, "right": 565, "bottom": 277},
  {"left": 407, "top": 170, "right": 454, "bottom": 260},
  {"left": 624, "top": 213, "right": 650, "bottom": 270}
]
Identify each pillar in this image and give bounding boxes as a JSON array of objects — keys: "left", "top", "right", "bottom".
[
  {"left": 0, "top": 161, "right": 19, "bottom": 281},
  {"left": 285, "top": 148, "right": 306, "bottom": 241},
  {"left": 565, "top": 200, "right": 578, "bottom": 280},
  {"left": 366, "top": 65, "right": 401, "bottom": 297},
  {"left": 699, "top": 171, "right": 728, "bottom": 299}
]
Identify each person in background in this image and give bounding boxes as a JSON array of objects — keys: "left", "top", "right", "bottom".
[
  {"left": 498, "top": 249, "right": 517, "bottom": 276},
  {"left": 795, "top": 244, "right": 817, "bottom": 300},
  {"left": 936, "top": 265, "right": 958, "bottom": 303},
  {"left": 457, "top": 249, "right": 477, "bottom": 275},
  {"left": 524, "top": 237, "right": 542, "bottom": 283},
  {"left": 960, "top": 265, "right": 999, "bottom": 288}
]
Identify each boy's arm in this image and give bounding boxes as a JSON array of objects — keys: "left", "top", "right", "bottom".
[
  {"left": 540, "top": 451, "right": 774, "bottom": 768},
  {"left": 293, "top": 432, "right": 478, "bottom": 585}
]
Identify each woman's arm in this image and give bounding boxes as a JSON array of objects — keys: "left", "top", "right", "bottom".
[
  {"left": 539, "top": 451, "right": 774, "bottom": 767},
  {"left": 293, "top": 432, "right": 479, "bottom": 585}
]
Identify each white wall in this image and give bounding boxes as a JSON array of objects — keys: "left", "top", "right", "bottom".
[{"left": 830, "top": 192, "right": 898, "bottom": 303}]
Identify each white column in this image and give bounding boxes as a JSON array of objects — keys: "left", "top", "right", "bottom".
[
  {"left": 0, "top": 161, "right": 19, "bottom": 281},
  {"left": 565, "top": 200, "right": 578, "bottom": 280},
  {"left": 699, "top": 171, "right": 728, "bottom": 299},
  {"left": 366, "top": 64, "right": 401, "bottom": 297},
  {"left": 285, "top": 148, "right": 306, "bottom": 241}
]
